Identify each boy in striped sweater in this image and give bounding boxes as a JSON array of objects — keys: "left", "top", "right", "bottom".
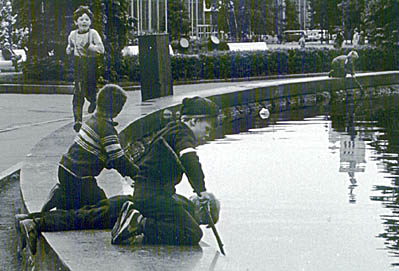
[{"left": 41, "top": 84, "right": 139, "bottom": 211}]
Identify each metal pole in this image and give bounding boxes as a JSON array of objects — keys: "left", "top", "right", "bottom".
[
  {"left": 157, "top": 0, "right": 160, "bottom": 32},
  {"left": 165, "top": 0, "right": 168, "bottom": 33},
  {"left": 137, "top": 0, "right": 141, "bottom": 34},
  {"left": 304, "top": 0, "right": 306, "bottom": 30}
]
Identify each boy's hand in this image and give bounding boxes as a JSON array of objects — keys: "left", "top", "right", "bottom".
[
  {"left": 87, "top": 44, "right": 97, "bottom": 53},
  {"left": 66, "top": 46, "right": 73, "bottom": 55},
  {"left": 199, "top": 191, "right": 213, "bottom": 202}
]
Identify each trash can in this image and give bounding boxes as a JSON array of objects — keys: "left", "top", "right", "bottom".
[{"left": 138, "top": 33, "right": 173, "bottom": 101}]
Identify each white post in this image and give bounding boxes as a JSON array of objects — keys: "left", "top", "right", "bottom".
[
  {"left": 148, "top": 0, "right": 152, "bottom": 32},
  {"left": 196, "top": 0, "right": 199, "bottom": 37},
  {"left": 191, "top": 0, "right": 194, "bottom": 36}
]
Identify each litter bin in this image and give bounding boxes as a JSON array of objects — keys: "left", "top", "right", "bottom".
[{"left": 138, "top": 33, "right": 173, "bottom": 101}]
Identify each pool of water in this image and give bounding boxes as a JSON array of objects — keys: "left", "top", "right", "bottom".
[{"left": 176, "top": 95, "right": 399, "bottom": 270}]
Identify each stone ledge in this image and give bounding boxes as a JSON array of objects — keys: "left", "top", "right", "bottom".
[{"left": 18, "top": 71, "right": 399, "bottom": 270}]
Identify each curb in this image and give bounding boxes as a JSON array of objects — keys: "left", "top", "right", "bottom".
[
  {"left": 0, "top": 162, "right": 22, "bottom": 187},
  {"left": 0, "top": 73, "right": 328, "bottom": 95}
]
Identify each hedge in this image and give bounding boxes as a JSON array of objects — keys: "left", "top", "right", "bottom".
[{"left": 22, "top": 46, "right": 399, "bottom": 84}]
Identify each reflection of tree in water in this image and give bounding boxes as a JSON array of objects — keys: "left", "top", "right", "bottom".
[{"left": 361, "top": 95, "right": 399, "bottom": 266}]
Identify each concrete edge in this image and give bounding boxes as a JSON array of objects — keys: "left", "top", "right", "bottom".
[
  {"left": 18, "top": 71, "right": 399, "bottom": 270},
  {"left": 0, "top": 162, "right": 22, "bottom": 183},
  {"left": 0, "top": 72, "right": 329, "bottom": 95}
]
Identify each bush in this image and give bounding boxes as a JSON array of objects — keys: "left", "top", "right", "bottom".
[{"left": 22, "top": 46, "right": 399, "bottom": 83}]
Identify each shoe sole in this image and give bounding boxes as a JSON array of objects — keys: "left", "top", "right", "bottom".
[
  {"left": 20, "top": 221, "right": 37, "bottom": 255},
  {"left": 14, "top": 214, "right": 28, "bottom": 252},
  {"left": 112, "top": 202, "right": 138, "bottom": 244}
]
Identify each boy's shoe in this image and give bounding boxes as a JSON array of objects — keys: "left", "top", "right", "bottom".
[
  {"left": 73, "top": 121, "right": 82, "bottom": 132},
  {"left": 14, "top": 214, "right": 29, "bottom": 252},
  {"left": 20, "top": 219, "right": 39, "bottom": 255},
  {"left": 111, "top": 201, "right": 144, "bottom": 245},
  {"left": 41, "top": 183, "right": 62, "bottom": 212},
  {"left": 88, "top": 103, "right": 96, "bottom": 113}
]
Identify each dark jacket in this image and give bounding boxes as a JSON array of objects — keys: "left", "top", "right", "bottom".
[{"left": 133, "top": 121, "right": 206, "bottom": 200}]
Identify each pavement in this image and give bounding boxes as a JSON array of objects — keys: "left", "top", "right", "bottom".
[
  {"left": 0, "top": 79, "right": 278, "bottom": 271},
  {"left": 3, "top": 71, "right": 399, "bottom": 270}
]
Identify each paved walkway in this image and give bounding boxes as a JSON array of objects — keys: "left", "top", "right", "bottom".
[
  {"left": 0, "top": 78, "right": 295, "bottom": 175},
  {"left": 0, "top": 79, "right": 280, "bottom": 271},
  {"left": 5, "top": 72, "right": 396, "bottom": 270}
]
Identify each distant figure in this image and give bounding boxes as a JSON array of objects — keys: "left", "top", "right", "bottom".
[
  {"left": 328, "top": 50, "right": 359, "bottom": 78},
  {"left": 2, "top": 42, "right": 22, "bottom": 71},
  {"left": 298, "top": 34, "right": 306, "bottom": 49},
  {"left": 66, "top": 6, "right": 105, "bottom": 132},
  {"left": 353, "top": 29, "right": 360, "bottom": 47},
  {"left": 334, "top": 31, "right": 344, "bottom": 49}
]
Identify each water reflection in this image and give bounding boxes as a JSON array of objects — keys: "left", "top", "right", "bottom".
[
  {"left": 328, "top": 105, "right": 367, "bottom": 204},
  {"left": 329, "top": 95, "right": 399, "bottom": 267},
  {"left": 215, "top": 94, "right": 399, "bottom": 268},
  {"left": 361, "top": 96, "right": 399, "bottom": 267}
]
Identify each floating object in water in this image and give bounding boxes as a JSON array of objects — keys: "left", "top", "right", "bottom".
[{"left": 259, "top": 108, "right": 270, "bottom": 119}]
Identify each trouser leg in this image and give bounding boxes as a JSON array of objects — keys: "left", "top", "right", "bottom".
[
  {"left": 84, "top": 57, "right": 98, "bottom": 106},
  {"left": 136, "top": 194, "right": 203, "bottom": 245},
  {"left": 57, "top": 167, "right": 107, "bottom": 210},
  {"left": 72, "top": 82, "right": 84, "bottom": 124},
  {"left": 33, "top": 195, "right": 132, "bottom": 232},
  {"left": 72, "top": 57, "right": 85, "bottom": 124}
]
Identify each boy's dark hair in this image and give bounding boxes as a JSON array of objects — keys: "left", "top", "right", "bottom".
[
  {"left": 73, "top": 6, "right": 93, "bottom": 22},
  {"left": 97, "top": 84, "right": 127, "bottom": 115},
  {"left": 180, "top": 97, "right": 219, "bottom": 117}
]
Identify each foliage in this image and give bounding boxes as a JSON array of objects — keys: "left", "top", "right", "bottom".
[
  {"left": 24, "top": 46, "right": 399, "bottom": 84},
  {"left": 362, "top": 0, "right": 399, "bottom": 46},
  {"left": 337, "top": 0, "right": 366, "bottom": 39},
  {"left": 0, "top": 0, "right": 27, "bottom": 49},
  {"left": 285, "top": 0, "right": 300, "bottom": 31},
  {"left": 310, "top": 0, "right": 341, "bottom": 34},
  {"left": 167, "top": 0, "right": 190, "bottom": 41}
]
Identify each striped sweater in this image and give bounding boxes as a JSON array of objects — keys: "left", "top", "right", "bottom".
[{"left": 60, "top": 113, "right": 137, "bottom": 179}]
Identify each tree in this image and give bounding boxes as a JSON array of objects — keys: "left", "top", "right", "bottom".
[
  {"left": 285, "top": 0, "right": 299, "bottom": 31},
  {"left": 166, "top": 0, "right": 191, "bottom": 41},
  {"left": 310, "top": 0, "right": 341, "bottom": 34},
  {"left": 362, "top": 0, "right": 399, "bottom": 46},
  {"left": 0, "top": 0, "right": 27, "bottom": 49},
  {"left": 337, "top": 0, "right": 366, "bottom": 40}
]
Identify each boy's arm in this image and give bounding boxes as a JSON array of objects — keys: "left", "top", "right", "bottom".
[
  {"left": 101, "top": 132, "right": 139, "bottom": 179},
  {"left": 180, "top": 149, "right": 207, "bottom": 194},
  {"left": 108, "top": 154, "right": 139, "bottom": 179},
  {"left": 66, "top": 31, "right": 74, "bottom": 55},
  {"left": 88, "top": 30, "right": 105, "bottom": 54}
]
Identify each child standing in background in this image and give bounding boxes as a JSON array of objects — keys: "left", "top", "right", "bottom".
[{"left": 66, "top": 6, "right": 104, "bottom": 132}]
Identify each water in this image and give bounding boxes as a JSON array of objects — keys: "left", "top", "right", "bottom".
[{"left": 176, "top": 95, "right": 399, "bottom": 270}]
